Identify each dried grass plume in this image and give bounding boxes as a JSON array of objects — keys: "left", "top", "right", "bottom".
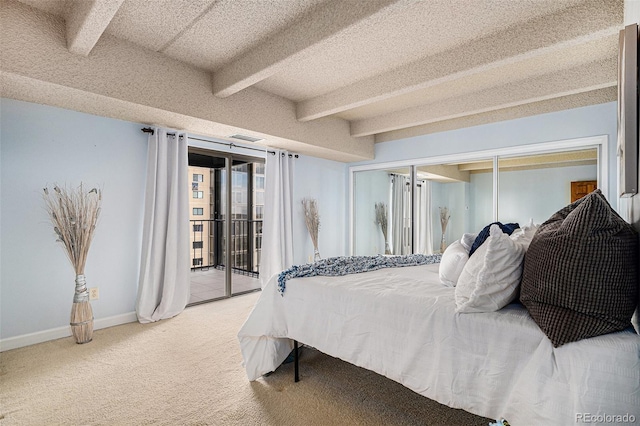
[
  {"left": 439, "top": 206, "right": 450, "bottom": 234},
  {"left": 374, "top": 202, "right": 390, "bottom": 254},
  {"left": 43, "top": 183, "right": 101, "bottom": 275},
  {"left": 301, "top": 198, "right": 320, "bottom": 254}
]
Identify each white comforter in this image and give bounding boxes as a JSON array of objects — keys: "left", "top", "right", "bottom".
[{"left": 238, "top": 263, "right": 640, "bottom": 425}]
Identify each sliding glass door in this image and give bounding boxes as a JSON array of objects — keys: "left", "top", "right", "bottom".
[
  {"left": 229, "top": 162, "right": 264, "bottom": 296},
  {"left": 189, "top": 156, "right": 225, "bottom": 302},
  {"left": 188, "top": 149, "right": 263, "bottom": 305}
]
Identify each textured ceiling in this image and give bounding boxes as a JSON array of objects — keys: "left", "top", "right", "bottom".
[{"left": 0, "top": 0, "right": 625, "bottom": 161}]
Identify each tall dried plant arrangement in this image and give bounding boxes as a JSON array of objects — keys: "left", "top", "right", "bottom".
[
  {"left": 439, "top": 206, "right": 450, "bottom": 252},
  {"left": 43, "top": 184, "right": 101, "bottom": 344},
  {"left": 374, "top": 202, "right": 391, "bottom": 254},
  {"left": 301, "top": 198, "right": 321, "bottom": 261}
]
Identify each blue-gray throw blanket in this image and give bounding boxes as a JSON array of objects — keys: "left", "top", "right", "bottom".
[{"left": 277, "top": 253, "right": 442, "bottom": 295}]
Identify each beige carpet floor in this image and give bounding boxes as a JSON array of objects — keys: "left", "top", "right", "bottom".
[{"left": 0, "top": 292, "right": 490, "bottom": 425}]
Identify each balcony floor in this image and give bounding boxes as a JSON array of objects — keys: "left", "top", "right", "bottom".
[{"left": 189, "top": 268, "right": 260, "bottom": 304}]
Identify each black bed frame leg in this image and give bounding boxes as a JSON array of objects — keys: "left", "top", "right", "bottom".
[{"left": 294, "top": 340, "right": 299, "bottom": 382}]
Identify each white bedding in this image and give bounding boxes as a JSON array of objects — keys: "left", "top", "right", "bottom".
[{"left": 238, "top": 263, "right": 640, "bottom": 425}]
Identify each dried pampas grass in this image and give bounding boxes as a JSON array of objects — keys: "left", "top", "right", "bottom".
[
  {"left": 439, "top": 206, "right": 451, "bottom": 253},
  {"left": 43, "top": 183, "right": 101, "bottom": 344},
  {"left": 43, "top": 184, "right": 101, "bottom": 275},
  {"left": 374, "top": 202, "right": 390, "bottom": 254},
  {"left": 439, "top": 206, "right": 450, "bottom": 234},
  {"left": 302, "top": 198, "right": 320, "bottom": 259}
]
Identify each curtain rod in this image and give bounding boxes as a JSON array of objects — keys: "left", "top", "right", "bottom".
[{"left": 141, "top": 127, "right": 299, "bottom": 158}]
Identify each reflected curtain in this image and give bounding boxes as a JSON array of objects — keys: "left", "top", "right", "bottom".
[
  {"left": 260, "top": 151, "right": 294, "bottom": 288},
  {"left": 390, "top": 174, "right": 411, "bottom": 255},
  {"left": 416, "top": 180, "right": 433, "bottom": 254},
  {"left": 136, "top": 128, "right": 190, "bottom": 323}
]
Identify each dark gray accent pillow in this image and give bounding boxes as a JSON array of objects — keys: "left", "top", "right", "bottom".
[{"left": 520, "top": 189, "right": 639, "bottom": 347}]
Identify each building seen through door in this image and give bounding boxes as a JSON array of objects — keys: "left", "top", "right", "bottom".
[{"left": 188, "top": 150, "right": 264, "bottom": 304}]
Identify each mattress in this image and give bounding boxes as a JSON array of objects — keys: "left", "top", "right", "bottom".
[{"left": 238, "top": 263, "right": 640, "bottom": 425}]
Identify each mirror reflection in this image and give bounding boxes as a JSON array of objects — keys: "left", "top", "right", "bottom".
[
  {"left": 352, "top": 147, "right": 598, "bottom": 257},
  {"left": 498, "top": 149, "right": 597, "bottom": 224},
  {"left": 353, "top": 167, "right": 410, "bottom": 256}
]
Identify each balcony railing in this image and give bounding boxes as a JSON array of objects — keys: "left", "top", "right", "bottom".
[{"left": 190, "top": 219, "right": 262, "bottom": 278}]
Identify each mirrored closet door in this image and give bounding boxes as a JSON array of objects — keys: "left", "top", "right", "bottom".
[
  {"left": 350, "top": 137, "right": 606, "bottom": 256},
  {"left": 497, "top": 148, "right": 598, "bottom": 224}
]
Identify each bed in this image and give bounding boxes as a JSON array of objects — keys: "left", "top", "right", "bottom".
[{"left": 238, "top": 192, "right": 640, "bottom": 425}]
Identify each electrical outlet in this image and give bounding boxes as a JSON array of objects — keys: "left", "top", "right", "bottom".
[{"left": 89, "top": 287, "right": 99, "bottom": 300}]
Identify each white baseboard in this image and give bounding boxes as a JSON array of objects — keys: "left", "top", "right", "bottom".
[{"left": 0, "top": 312, "right": 138, "bottom": 352}]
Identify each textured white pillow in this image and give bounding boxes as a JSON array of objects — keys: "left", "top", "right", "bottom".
[
  {"left": 438, "top": 240, "right": 469, "bottom": 287},
  {"left": 509, "top": 218, "right": 539, "bottom": 251},
  {"left": 460, "top": 233, "right": 477, "bottom": 252},
  {"left": 455, "top": 224, "right": 526, "bottom": 313}
]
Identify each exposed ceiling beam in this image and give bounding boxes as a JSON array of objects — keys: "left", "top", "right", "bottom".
[
  {"left": 1, "top": 0, "right": 373, "bottom": 162},
  {"left": 296, "top": 1, "right": 621, "bottom": 122},
  {"left": 66, "top": 0, "right": 125, "bottom": 55},
  {"left": 417, "top": 165, "right": 470, "bottom": 183},
  {"left": 212, "top": 0, "right": 403, "bottom": 98},
  {"left": 457, "top": 150, "right": 597, "bottom": 172},
  {"left": 351, "top": 58, "right": 616, "bottom": 137},
  {"left": 374, "top": 87, "right": 617, "bottom": 143}
]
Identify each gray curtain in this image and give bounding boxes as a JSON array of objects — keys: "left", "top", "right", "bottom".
[
  {"left": 136, "top": 128, "right": 190, "bottom": 323},
  {"left": 416, "top": 180, "right": 433, "bottom": 254},
  {"left": 259, "top": 150, "right": 294, "bottom": 288},
  {"left": 390, "top": 174, "right": 411, "bottom": 255}
]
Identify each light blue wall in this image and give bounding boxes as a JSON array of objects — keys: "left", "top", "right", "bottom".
[
  {"left": 498, "top": 163, "right": 597, "bottom": 225},
  {"left": 0, "top": 98, "right": 349, "bottom": 342},
  {"left": 1, "top": 98, "right": 148, "bottom": 340},
  {"left": 355, "top": 102, "right": 618, "bottom": 203},
  {"left": 292, "top": 155, "right": 348, "bottom": 264},
  {"left": 0, "top": 98, "right": 618, "bottom": 342},
  {"left": 452, "top": 164, "right": 597, "bottom": 234},
  {"left": 349, "top": 102, "right": 617, "bottom": 254},
  {"left": 468, "top": 173, "right": 494, "bottom": 232},
  {"left": 353, "top": 170, "right": 389, "bottom": 255},
  {"left": 431, "top": 181, "right": 468, "bottom": 250}
]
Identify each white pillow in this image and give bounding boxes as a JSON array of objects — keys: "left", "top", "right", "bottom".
[
  {"left": 460, "top": 233, "right": 477, "bottom": 252},
  {"left": 509, "top": 218, "right": 539, "bottom": 251},
  {"left": 438, "top": 240, "right": 469, "bottom": 287},
  {"left": 455, "top": 224, "right": 525, "bottom": 313}
]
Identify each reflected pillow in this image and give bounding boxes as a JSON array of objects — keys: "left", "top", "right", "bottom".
[
  {"left": 455, "top": 225, "right": 526, "bottom": 313},
  {"left": 439, "top": 240, "right": 469, "bottom": 287}
]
